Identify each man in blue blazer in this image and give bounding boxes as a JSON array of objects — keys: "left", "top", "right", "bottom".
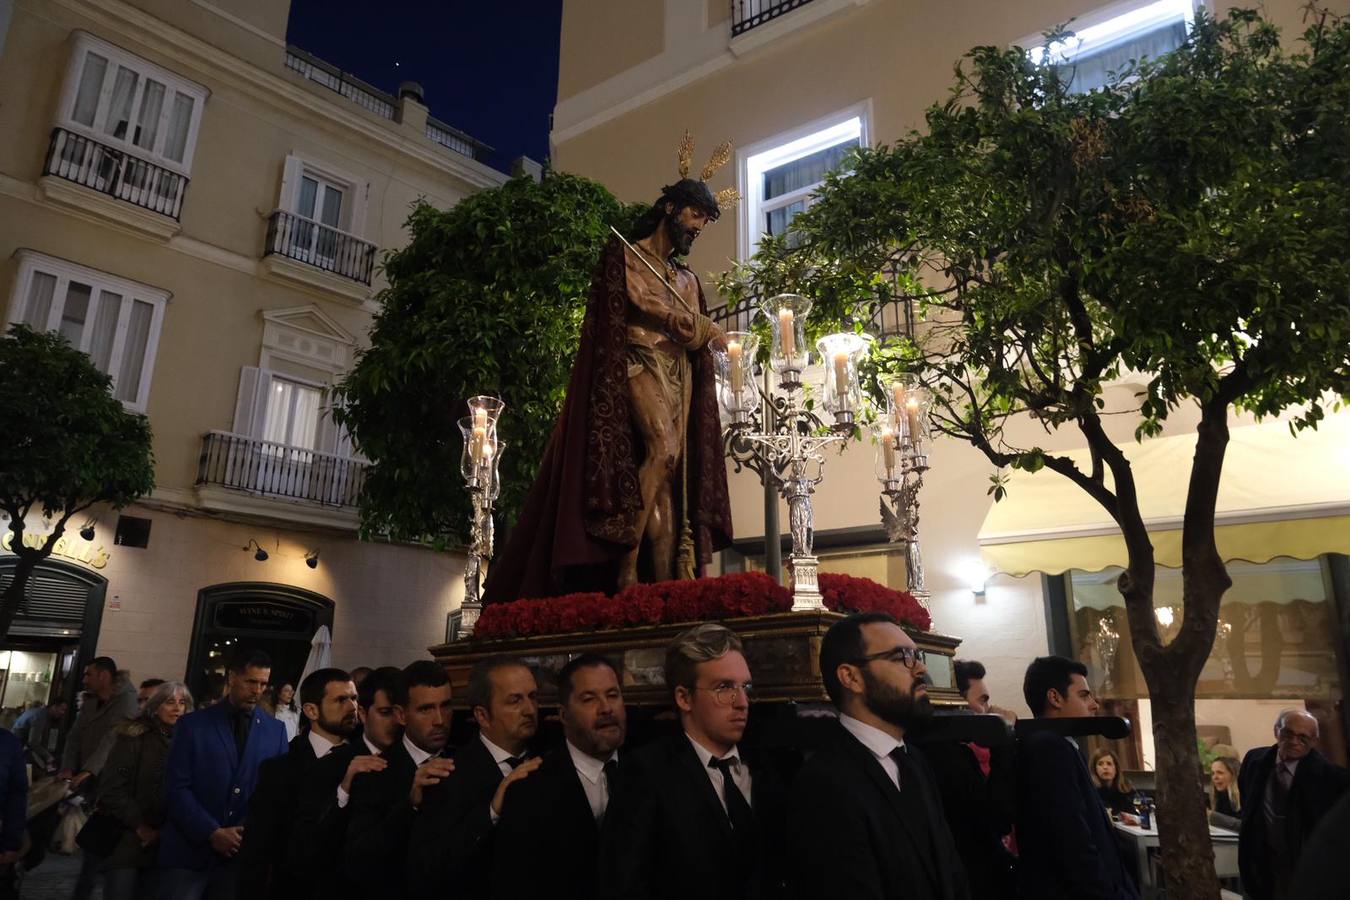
[{"left": 158, "top": 649, "right": 288, "bottom": 900}]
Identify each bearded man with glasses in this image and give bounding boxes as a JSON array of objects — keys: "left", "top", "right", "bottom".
[
  {"left": 1238, "top": 708, "right": 1350, "bottom": 900},
  {"left": 597, "top": 623, "right": 788, "bottom": 899},
  {"left": 789, "top": 611, "right": 970, "bottom": 900}
]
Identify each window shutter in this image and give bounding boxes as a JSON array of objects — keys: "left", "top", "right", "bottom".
[
  {"left": 350, "top": 181, "right": 369, "bottom": 238},
  {"left": 278, "top": 154, "right": 304, "bottom": 212},
  {"left": 232, "top": 366, "right": 272, "bottom": 437},
  {"left": 315, "top": 403, "right": 339, "bottom": 455}
]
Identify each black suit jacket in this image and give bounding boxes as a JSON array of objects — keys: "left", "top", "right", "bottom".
[
  {"left": 344, "top": 739, "right": 421, "bottom": 900},
  {"left": 926, "top": 740, "right": 1016, "bottom": 899},
  {"left": 406, "top": 735, "right": 504, "bottom": 900},
  {"left": 790, "top": 721, "right": 968, "bottom": 900},
  {"left": 284, "top": 739, "right": 370, "bottom": 899},
  {"left": 1237, "top": 745, "right": 1350, "bottom": 900},
  {"left": 1014, "top": 730, "right": 1138, "bottom": 900},
  {"left": 597, "top": 732, "right": 788, "bottom": 900},
  {"left": 236, "top": 733, "right": 320, "bottom": 898},
  {"left": 491, "top": 744, "right": 612, "bottom": 900}
]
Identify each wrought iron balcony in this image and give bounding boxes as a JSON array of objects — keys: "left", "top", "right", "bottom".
[
  {"left": 42, "top": 127, "right": 189, "bottom": 220},
  {"left": 710, "top": 295, "right": 914, "bottom": 339},
  {"left": 264, "top": 210, "right": 377, "bottom": 285},
  {"left": 196, "top": 431, "right": 367, "bottom": 508},
  {"left": 731, "top": 0, "right": 818, "bottom": 36}
]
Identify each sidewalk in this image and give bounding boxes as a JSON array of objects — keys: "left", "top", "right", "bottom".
[{"left": 19, "top": 852, "right": 101, "bottom": 899}]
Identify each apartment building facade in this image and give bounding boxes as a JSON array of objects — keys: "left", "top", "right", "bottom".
[
  {"left": 552, "top": 0, "right": 1350, "bottom": 764},
  {"left": 0, "top": 0, "right": 505, "bottom": 713}
]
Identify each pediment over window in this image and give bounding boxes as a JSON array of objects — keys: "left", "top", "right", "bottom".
[{"left": 260, "top": 305, "right": 356, "bottom": 373}]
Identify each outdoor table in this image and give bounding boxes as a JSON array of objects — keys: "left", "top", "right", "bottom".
[{"left": 1113, "top": 820, "right": 1239, "bottom": 896}]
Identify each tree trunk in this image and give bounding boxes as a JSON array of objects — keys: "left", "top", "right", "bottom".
[
  {"left": 1140, "top": 654, "right": 1221, "bottom": 899},
  {"left": 0, "top": 549, "right": 39, "bottom": 640}
]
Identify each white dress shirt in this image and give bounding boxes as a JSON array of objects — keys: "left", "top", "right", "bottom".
[
  {"left": 839, "top": 714, "right": 906, "bottom": 790},
  {"left": 567, "top": 741, "right": 617, "bottom": 822},
  {"left": 480, "top": 734, "right": 520, "bottom": 778},
  {"left": 307, "top": 730, "right": 342, "bottom": 760},
  {"left": 686, "top": 733, "right": 753, "bottom": 812},
  {"left": 404, "top": 733, "right": 435, "bottom": 767}
]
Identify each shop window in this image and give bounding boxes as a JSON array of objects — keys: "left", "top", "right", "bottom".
[{"left": 6, "top": 250, "right": 168, "bottom": 413}]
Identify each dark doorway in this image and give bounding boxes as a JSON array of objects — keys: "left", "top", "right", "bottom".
[{"left": 185, "top": 583, "right": 334, "bottom": 705}]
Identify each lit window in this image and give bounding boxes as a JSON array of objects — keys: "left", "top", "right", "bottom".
[
  {"left": 739, "top": 108, "right": 867, "bottom": 259},
  {"left": 1024, "top": 0, "right": 1196, "bottom": 94},
  {"left": 7, "top": 251, "right": 168, "bottom": 413}
]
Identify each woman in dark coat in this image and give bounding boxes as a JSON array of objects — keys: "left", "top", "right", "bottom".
[
  {"left": 96, "top": 681, "right": 192, "bottom": 900},
  {"left": 1090, "top": 748, "right": 1139, "bottom": 817}
]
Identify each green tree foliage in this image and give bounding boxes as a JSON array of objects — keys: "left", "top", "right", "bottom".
[
  {"left": 333, "top": 173, "right": 645, "bottom": 545},
  {"left": 721, "top": 9, "right": 1349, "bottom": 896},
  {"left": 0, "top": 324, "right": 155, "bottom": 638}
]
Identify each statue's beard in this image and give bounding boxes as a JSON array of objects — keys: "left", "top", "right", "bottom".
[{"left": 665, "top": 214, "right": 695, "bottom": 256}]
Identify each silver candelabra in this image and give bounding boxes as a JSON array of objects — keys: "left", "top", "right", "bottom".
[
  {"left": 873, "top": 379, "right": 933, "bottom": 610},
  {"left": 456, "top": 396, "right": 504, "bottom": 638}
]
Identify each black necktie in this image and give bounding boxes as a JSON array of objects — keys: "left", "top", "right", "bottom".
[
  {"left": 602, "top": 758, "right": 619, "bottom": 795},
  {"left": 505, "top": 755, "right": 527, "bottom": 770},
  {"left": 232, "top": 707, "right": 251, "bottom": 758},
  {"left": 709, "top": 757, "right": 754, "bottom": 833}
]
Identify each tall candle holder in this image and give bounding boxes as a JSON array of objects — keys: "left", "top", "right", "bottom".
[
  {"left": 457, "top": 396, "right": 505, "bottom": 637},
  {"left": 719, "top": 299, "right": 869, "bottom": 611},
  {"left": 875, "top": 378, "right": 932, "bottom": 610}
]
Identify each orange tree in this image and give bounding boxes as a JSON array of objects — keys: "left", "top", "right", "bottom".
[{"left": 718, "top": 9, "right": 1350, "bottom": 896}]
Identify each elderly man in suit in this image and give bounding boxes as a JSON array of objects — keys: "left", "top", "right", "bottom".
[
  {"left": 158, "top": 649, "right": 288, "bottom": 900},
  {"left": 598, "top": 623, "right": 787, "bottom": 900},
  {"left": 236, "top": 667, "right": 357, "bottom": 898},
  {"left": 1015, "top": 655, "right": 1137, "bottom": 900},
  {"left": 790, "top": 612, "right": 969, "bottom": 900},
  {"left": 491, "top": 653, "right": 627, "bottom": 899},
  {"left": 1238, "top": 708, "right": 1350, "bottom": 900}
]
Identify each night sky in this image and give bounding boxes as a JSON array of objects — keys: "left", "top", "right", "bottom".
[{"left": 286, "top": 0, "right": 564, "bottom": 174}]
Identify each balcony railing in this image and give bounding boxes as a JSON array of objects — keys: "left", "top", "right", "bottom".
[
  {"left": 731, "top": 0, "right": 817, "bottom": 36},
  {"left": 426, "top": 117, "right": 493, "bottom": 162},
  {"left": 285, "top": 48, "right": 396, "bottom": 119},
  {"left": 197, "top": 431, "right": 367, "bottom": 508},
  {"left": 709, "top": 295, "right": 914, "bottom": 339},
  {"left": 43, "top": 127, "right": 189, "bottom": 220},
  {"left": 264, "top": 210, "right": 377, "bottom": 285}
]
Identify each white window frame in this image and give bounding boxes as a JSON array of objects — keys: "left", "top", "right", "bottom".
[
  {"left": 6, "top": 250, "right": 169, "bottom": 413},
  {"left": 1016, "top": 0, "right": 1199, "bottom": 70},
  {"left": 56, "top": 31, "right": 209, "bottom": 174},
  {"left": 278, "top": 154, "right": 369, "bottom": 239},
  {"left": 736, "top": 101, "right": 870, "bottom": 261}
]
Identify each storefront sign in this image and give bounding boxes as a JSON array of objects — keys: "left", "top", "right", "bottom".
[
  {"left": 214, "top": 601, "right": 314, "bottom": 634},
  {"left": 1, "top": 530, "right": 110, "bottom": 569}
]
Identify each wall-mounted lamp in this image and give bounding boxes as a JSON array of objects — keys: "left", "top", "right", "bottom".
[
  {"left": 305, "top": 549, "right": 320, "bottom": 570},
  {"left": 244, "top": 539, "right": 269, "bottom": 562},
  {"left": 79, "top": 518, "right": 97, "bottom": 541},
  {"left": 955, "top": 556, "right": 993, "bottom": 599}
]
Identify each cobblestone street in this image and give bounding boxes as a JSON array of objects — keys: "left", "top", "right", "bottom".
[{"left": 18, "top": 853, "right": 100, "bottom": 900}]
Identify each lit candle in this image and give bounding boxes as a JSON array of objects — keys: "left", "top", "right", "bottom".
[
  {"left": 728, "top": 339, "right": 743, "bottom": 393},
  {"left": 471, "top": 424, "right": 487, "bottom": 461},
  {"left": 833, "top": 350, "right": 850, "bottom": 403},
  {"left": 472, "top": 407, "right": 488, "bottom": 429},
  {"left": 891, "top": 381, "right": 905, "bottom": 417},
  {"left": 905, "top": 396, "right": 922, "bottom": 445},
  {"left": 778, "top": 308, "right": 795, "bottom": 360},
  {"left": 882, "top": 426, "right": 897, "bottom": 473}
]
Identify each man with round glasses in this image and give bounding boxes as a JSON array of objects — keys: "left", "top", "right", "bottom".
[
  {"left": 598, "top": 623, "right": 787, "bottom": 899},
  {"left": 789, "top": 611, "right": 969, "bottom": 900}
]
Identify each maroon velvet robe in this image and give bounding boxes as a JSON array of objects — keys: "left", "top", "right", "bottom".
[{"left": 482, "top": 237, "right": 732, "bottom": 603}]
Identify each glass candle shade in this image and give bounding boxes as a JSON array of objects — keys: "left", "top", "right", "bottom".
[
  {"left": 760, "top": 293, "right": 812, "bottom": 375},
  {"left": 887, "top": 380, "right": 932, "bottom": 454},
  {"left": 714, "top": 331, "right": 760, "bottom": 418},
  {"left": 816, "top": 331, "right": 873, "bottom": 420},
  {"left": 458, "top": 415, "right": 499, "bottom": 483},
  {"left": 483, "top": 441, "right": 505, "bottom": 501},
  {"left": 467, "top": 395, "right": 505, "bottom": 430},
  {"left": 872, "top": 418, "right": 903, "bottom": 485}
]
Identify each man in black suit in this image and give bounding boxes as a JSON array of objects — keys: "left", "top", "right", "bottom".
[
  {"left": 926, "top": 658, "right": 1017, "bottom": 898},
  {"left": 1238, "top": 708, "right": 1350, "bottom": 900},
  {"left": 345, "top": 660, "right": 455, "bottom": 900},
  {"left": 407, "top": 655, "right": 541, "bottom": 900},
  {"left": 237, "top": 667, "right": 357, "bottom": 897},
  {"left": 286, "top": 666, "right": 403, "bottom": 898},
  {"left": 491, "top": 653, "right": 627, "bottom": 899},
  {"left": 789, "top": 612, "right": 968, "bottom": 900},
  {"left": 1015, "top": 655, "right": 1137, "bottom": 900},
  {"left": 598, "top": 623, "right": 786, "bottom": 900}
]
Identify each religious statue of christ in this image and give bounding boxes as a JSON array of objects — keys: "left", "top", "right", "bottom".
[{"left": 483, "top": 136, "right": 739, "bottom": 603}]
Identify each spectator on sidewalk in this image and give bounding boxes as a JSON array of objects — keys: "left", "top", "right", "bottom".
[{"left": 0, "top": 727, "right": 27, "bottom": 900}]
